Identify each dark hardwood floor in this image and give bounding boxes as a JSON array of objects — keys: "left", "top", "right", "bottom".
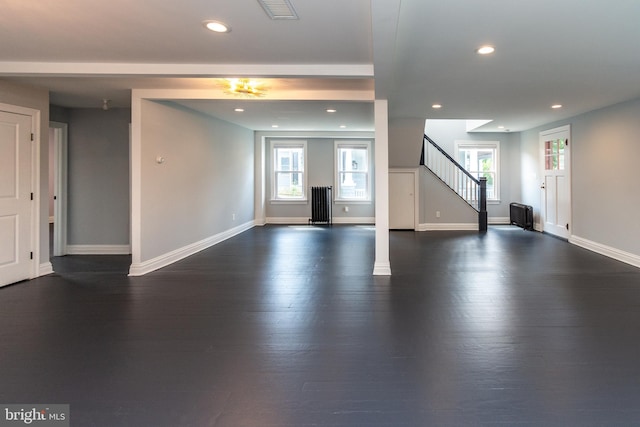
[{"left": 2, "top": 225, "right": 640, "bottom": 426}]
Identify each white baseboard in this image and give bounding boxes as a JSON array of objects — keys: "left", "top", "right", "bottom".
[
  {"left": 489, "top": 217, "right": 510, "bottom": 225},
  {"left": 570, "top": 235, "right": 640, "bottom": 269},
  {"left": 266, "top": 217, "right": 309, "bottom": 224},
  {"left": 373, "top": 261, "right": 392, "bottom": 275},
  {"left": 128, "top": 220, "right": 254, "bottom": 276},
  {"left": 334, "top": 217, "right": 375, "bottom": 224},
  {"left": 254, "top": 218, "right": 267, "bottom": 226},
  {"left": 266, "top": 217, "right": 375, "bottom": 225},
  {"left": 418, "top": 223, "right": 479, "bottom": 231},
  {"left": 39, "top": 262, "right": 54, "bottom": 276},
  {"left": 66, "top": 245, "right": 131, "bottom": 255}
]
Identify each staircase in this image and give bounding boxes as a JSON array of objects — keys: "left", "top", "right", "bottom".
[{"left": 420, "top": 134, "right": 487, "bottom": 231}]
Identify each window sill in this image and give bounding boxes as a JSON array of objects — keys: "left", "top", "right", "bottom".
[
  {"left": 487, "top": 199, "right": 501, "bottom": 205},
  {"left": 270, "top": 199, "right": 308, "bottom": 205}
]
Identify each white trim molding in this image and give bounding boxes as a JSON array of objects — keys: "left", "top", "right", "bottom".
[
  {"left": 128, "top": 221, "right": 254, "bottom": 276},
  {"left": 39, "top": 262, "right": 54, "bottom": 276},
  {"left": 266, "top": 217, "right": 375, "bottom": 225},
  {"left": 373, "top": 261, "right": 392, "bottom": 275},
  {"left": 266, "top": 217, "right": 309, "bottom": 225},
  {"left": 418, "top": 223, "right": 479, "bottom": 231},
  {"left": 334, "top": 217, "right": 375, "bottom": 224},
  {"left": 570, "top": 235, "right": 640, "bottom": 269},
  {"left": 67, "top": 245, "right": 131, "bottom": 255},
  {"left": 488, "top": 217, "right": 510, "bottom": 225}
]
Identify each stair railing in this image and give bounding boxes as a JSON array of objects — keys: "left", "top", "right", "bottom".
[{"left": 421, "top": 134, "right": 488, "bottom": 231}]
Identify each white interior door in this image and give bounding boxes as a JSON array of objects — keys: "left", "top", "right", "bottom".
[
  {"left": 540, "top": 125, "right": 571, "bottom": 239},
  {"left": 389, "top": 170, "right": 416, "bottom": 230},
  {"left": 0, "top": 110, "right": 33, "bottom": 287}
]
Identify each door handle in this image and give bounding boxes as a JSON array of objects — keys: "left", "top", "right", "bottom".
[{"left": 540, "top": 183, "right": 546, "bottom": 189}]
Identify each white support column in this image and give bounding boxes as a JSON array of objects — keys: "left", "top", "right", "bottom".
[
  {"left": 129, "top": 93, "right": 142, "bottom": 271},
  {"left": 373, "top": 99, "right": 391, "bottom": 275}
]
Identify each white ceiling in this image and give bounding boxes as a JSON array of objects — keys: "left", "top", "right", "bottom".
[{"left": 1, "top": 0, "right": 639, "bottom": 133}]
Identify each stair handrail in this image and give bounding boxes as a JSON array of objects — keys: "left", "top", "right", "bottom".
[
  {"left": 421, "top": 134, "right": 488, "bottom": 231},
  {"left": 421, "top": 134, "right": 479, "bottom": 184}
]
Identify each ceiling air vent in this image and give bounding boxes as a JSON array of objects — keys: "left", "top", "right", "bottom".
[{"left": 257, "top": 0, "right": 299, "bottom": 20}]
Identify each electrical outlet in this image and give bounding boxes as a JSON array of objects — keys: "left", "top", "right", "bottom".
[
  {"left": 436, "top": 211, "right": 440, "bottom": 218},
  {"left": 344, "top": 206, "right": 349, "bottom": 213},
  {"left": 232, "top": 213, "right": 236, "bottom": 220}
]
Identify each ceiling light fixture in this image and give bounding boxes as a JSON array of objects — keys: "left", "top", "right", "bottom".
[
  {"left": 340, "top": 125, "right": 347, "bottom": 129},
  {"left": 222, "top": 78, "right": 267, "bottom": 97},
  {"left": 476, "top": 45, "right": 495, "bottom": 55},
  {"left": 234, "top": 108, "right": 245, "bottom": 112},
  {"left": 432, "top": 104, "right": 442, "bottom": 109},
  {"left": 204, "top": 20, "right": 231, "bottom": 33},
  {"left": 326, "top": 109, "right": 337, "bottom": 113},
  {"left": 272, "top": 125, "right": 279, "bottom": 128},
  {"left": 551, "top": 104, "right": 563, "bottom": 109}
]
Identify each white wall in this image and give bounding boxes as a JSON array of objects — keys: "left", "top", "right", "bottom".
[
  {"left": 138, "top": 101, "right": 254, "bottom": 263},
  {"left": 260, "top": 133, "right": 376, "bottom": 223},
  {"left": 521, "top": 97, "right": 640, "bottom": 258},
  {"left": 389, "top": 118, "right": 424, "bottom": 167},
  {"left": 66, "top": 108, "right": 131, "bottom": 247},
  {"left": 424, "top": 119, "right": 521, "bottom": 220},
  {"left": 419, "top": 167, "right": 478, "bottom": 227}
]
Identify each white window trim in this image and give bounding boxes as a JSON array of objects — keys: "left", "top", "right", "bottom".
[
  {"left": 270, "top": 139, "right": 308, "bottom": 203},
  {"left": 454, "top": 140, "right": 500, "bottom": 202},
  {"left": 334, "top": 140, "right": 372, "bottom": 203}
]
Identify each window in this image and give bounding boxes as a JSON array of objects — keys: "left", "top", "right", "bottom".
[
  {"left": 335, "top": 141, "right": 371, "bottom": 201},
  {"left": 544, "top": 138, "right": 566, "bottom": 171},
  {"left": 455, "top": 140, "right": 500, "bottom": 201},
  {"left": 271, "top": 140, "right": 307, "bottom": 201}
]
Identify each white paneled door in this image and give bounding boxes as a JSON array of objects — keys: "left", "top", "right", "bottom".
[
  {"left": 540, "top": 125, "right": 571, "bottom": 239},
  {"left": 389, "top": 170, "right": 416, "bottom": 230},
  {"left": 0, "top": 110, "right": 33, "bottom": 287}
]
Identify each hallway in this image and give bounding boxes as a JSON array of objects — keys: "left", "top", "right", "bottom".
[{"left": 2, "top": 226, "right": 640, "bottom": 426}]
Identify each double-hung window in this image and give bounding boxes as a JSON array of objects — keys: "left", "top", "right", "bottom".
[
  {"left": 335, "top": 140, "right": 371, "bottom": 201},
  {"left": 455, "top": 140, "right": 500, "bottom": 202},
  {"left": 271, "top": 140, "right": 307, "bottom": 201}
]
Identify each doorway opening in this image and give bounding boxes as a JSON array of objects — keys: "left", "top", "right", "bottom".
[{"left": 49, "top": 121, "right": 68, "bottom": 258}]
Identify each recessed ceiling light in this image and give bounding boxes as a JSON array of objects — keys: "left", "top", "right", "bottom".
[
  {"left": 498, "top": 126, "right": 505, "bottom": 129},
  {"left": 204, "top": 20, "right": 231, "bottom": 33},
  {"left": 477, "top": 45, "right": 495, "bottom": 55},
  {"left": 432, "top": 104, "right": 442, "bottom": 109},
  {"left": 272, "top": 125, "right": 279, "bottom": 128},
  {"left": 551, "top": 104, "right": 563, "bottom": 109},
  {"left": 326, "top": 109, "right": 337, "bottom": 113},
  {"left": 340, "top": 125, "right": 347, "bottom": 129},
  {"left": 234, "top": 108, "right": 244, "bottom": 112}
]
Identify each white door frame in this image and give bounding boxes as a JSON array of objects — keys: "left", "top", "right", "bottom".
[
  {"left": 50, "top": 121, "right": 68, "bottom": 256},
  {"left": 539, "top": 124, "right": 571, "bottom": 238},
  {"left": 0, "top": 102, "right": 41, "bottom": 280}
]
